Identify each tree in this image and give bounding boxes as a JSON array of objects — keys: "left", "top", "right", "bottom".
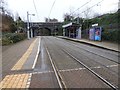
[
  {"left": 49, "top": 18, "right": 58, "bottom": 22},
  {"left": 0, "top": 0, "right": 18, "bottom": 33},
  {"left": 82, "top": 7, "right": 93, "bottom": 29},
  {"left": 63, "top": 13, "right": 74, "bottom": 24},
  {"left": 15, "top": 16, "right": 24, "bottom": 33},
  {"left": 2, "top": 13, "right": 17, "bottom": 32},
  {"left": 83, "top": 7, "right": 93, "bottom": 19},
  {"left": 44, "top": 17, "right": 58, "bottom": 23},
  {"left": 0, "top": 0, "right": 5, "bottom": 14},
  {"left": 93, "top": 12, "right": 101, "bottom": 18},
  {"left": 63, "top": 7, "right": 77, "bottom": 24},
  {"left": 0, "top": 0, "right": 11, "bottom": 15},
  {"left": 45, "top": 17, "right": 49, "bottom": 22},
  {"left": 73, "top": 17, "right": 83, "bottom": 25},
  {"left": 15, "top": 12, "right": 19, "bottom": 21}
]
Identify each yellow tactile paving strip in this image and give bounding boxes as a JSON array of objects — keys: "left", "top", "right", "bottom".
[
  {"left": 11, "top": 38, "right": 37, "bottom": 70},
  {"left": 0, "top": 38, "right": 39, "bottom": 89},
  {"left": 0, "top": 73, "right": 29, "bottom": 88}
]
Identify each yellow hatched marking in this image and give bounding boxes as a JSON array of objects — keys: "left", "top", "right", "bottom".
[
  {"left": 0, "top": 73, "right": 29, "bottom": 88},
  {"left": 11, "top": 38, "right": 37, "bottom": 70}
]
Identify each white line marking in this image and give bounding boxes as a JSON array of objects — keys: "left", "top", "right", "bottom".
[
  {"left": 27, "top": 37, "right": 41, "bottom": 88},
  {"left": 106, "top": 64, "right": 118, "bottom": 67},
  {"left": 59, "top": 68, "right": 85, "bottom": 72},
  {"left": 32, "top": 71, "right": 54, "bottom": 74},
  {"left": 26, "top": 73, "right": 32, "bottom": 88},
  {"left": 32, "top": 36, "right": 41, "bottom": 69},
  {"left": 59, "top": 64, "right": 118, "bottom": 72}
]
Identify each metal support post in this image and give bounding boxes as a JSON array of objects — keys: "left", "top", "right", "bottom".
[
  {"left": 31, "top": 29, "right": 33, "bottom": 38},
  {"left": 27, "top": 12, "right": 30, "bottom": 39}
]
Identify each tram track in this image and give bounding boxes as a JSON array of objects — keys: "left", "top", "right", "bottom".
[
  {"left": 59, "top": 41, "right": 118, "bottom": 75},
  {"left": 42, "top": 37, "right": 66, "bottom": 89},
  {"left": 62, "top": 49, "right": 118, "bottom": 89},
  {"left": 43, "top": 36, "right": 118, "bottom": 89},
  {"left": 55, "top": 37, "right": 119, "bottom": 64},
  {"left": 54, "top": 37, "right": 119, "bottom": 74},
  {"left": 46, "top": 47, "right": 67, "bottom": 89}
]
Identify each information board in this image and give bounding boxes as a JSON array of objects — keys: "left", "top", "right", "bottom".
[
  {"left": 89, "top": 27, "right": 102, "bottom": 41},
  {"left": 95, "top": 27, "right": 102, "bottom": 41}
]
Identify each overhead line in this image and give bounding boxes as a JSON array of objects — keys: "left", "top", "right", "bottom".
[
  {"left": 70, "top": 0, "right": 92, "bottom": 15},
  {"left": 80, "top": 0, "right": 104, "bottom": 14},
  {"left": 48, "top": 0, "right": 56, "bottom": 18},
  {"left": 69, "top": 0, "right": 104, "bottom": 18},
  {"left": 33, "top": 0, "right": 40, "bottom": 21}
]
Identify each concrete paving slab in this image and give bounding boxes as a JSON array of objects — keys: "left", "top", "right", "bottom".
[
  {"left": 29, "top": 72, "right": 59, "bottom": 88},
  {"left": 60, "top": 69, "right": 110, "bottom": 88}
]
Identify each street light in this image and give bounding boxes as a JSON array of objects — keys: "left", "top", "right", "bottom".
[{"left": 27, "top": 11, "right": 35, "bottom": 39}]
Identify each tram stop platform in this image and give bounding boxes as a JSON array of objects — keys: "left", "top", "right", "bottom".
[
  {"left": 57, "top": 36, "right": 119, "bottom": 52},
  {"left": 1, "top": 36, "right": 41, "bottom": 88}
]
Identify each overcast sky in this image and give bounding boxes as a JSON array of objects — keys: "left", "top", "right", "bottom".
[{"left": 7, "top": 0, "right": 119, "bottom": 22}]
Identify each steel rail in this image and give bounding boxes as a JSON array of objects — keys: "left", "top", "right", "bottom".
[
  {"left": 62, "top": 49, "right": 118, "bottom": 90},
  {"left": 55, "top": 37, "right": 119, "bottom": 64},
  {"left": 45, "top": 44, "right": 67, "bottom": 89},
  {"left": 57, "top": 38, "right": 118, "bottom": 74},
  {"left": 54, "top": 37, "right": 119, "bottom": 75},
  {"left": 44, "top": 37, "right": 118, "bottom": 89}
]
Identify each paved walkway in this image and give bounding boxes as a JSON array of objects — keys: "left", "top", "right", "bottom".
[
  {"left": 58, "top": 36, "right": 119, "bottom": 52},
  {"left": 1, "top": 36, "right": 41, "bottom": 89}
]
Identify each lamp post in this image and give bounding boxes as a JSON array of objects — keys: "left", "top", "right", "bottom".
[{"left": 27, "top": 11, "right": 35, "bottom": 39}]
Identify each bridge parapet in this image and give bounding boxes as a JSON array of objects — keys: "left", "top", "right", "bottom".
[{"left": 24, "top": 22, "right": 62, "bottom": 30}]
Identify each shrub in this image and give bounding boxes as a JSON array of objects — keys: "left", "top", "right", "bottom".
[
  {"left": 2, "top": 33, "right": 27, "bottom": 45},
  {"left": 102, "top": 29, "right": 119, "bottom": 43},
  {"left": 2, "top": 37, "right": 12, "bottom": 45}
]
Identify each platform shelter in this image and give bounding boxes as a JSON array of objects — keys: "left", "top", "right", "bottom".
[{"left": 62, "top": 22, "right": 80, "bottom": 38}]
